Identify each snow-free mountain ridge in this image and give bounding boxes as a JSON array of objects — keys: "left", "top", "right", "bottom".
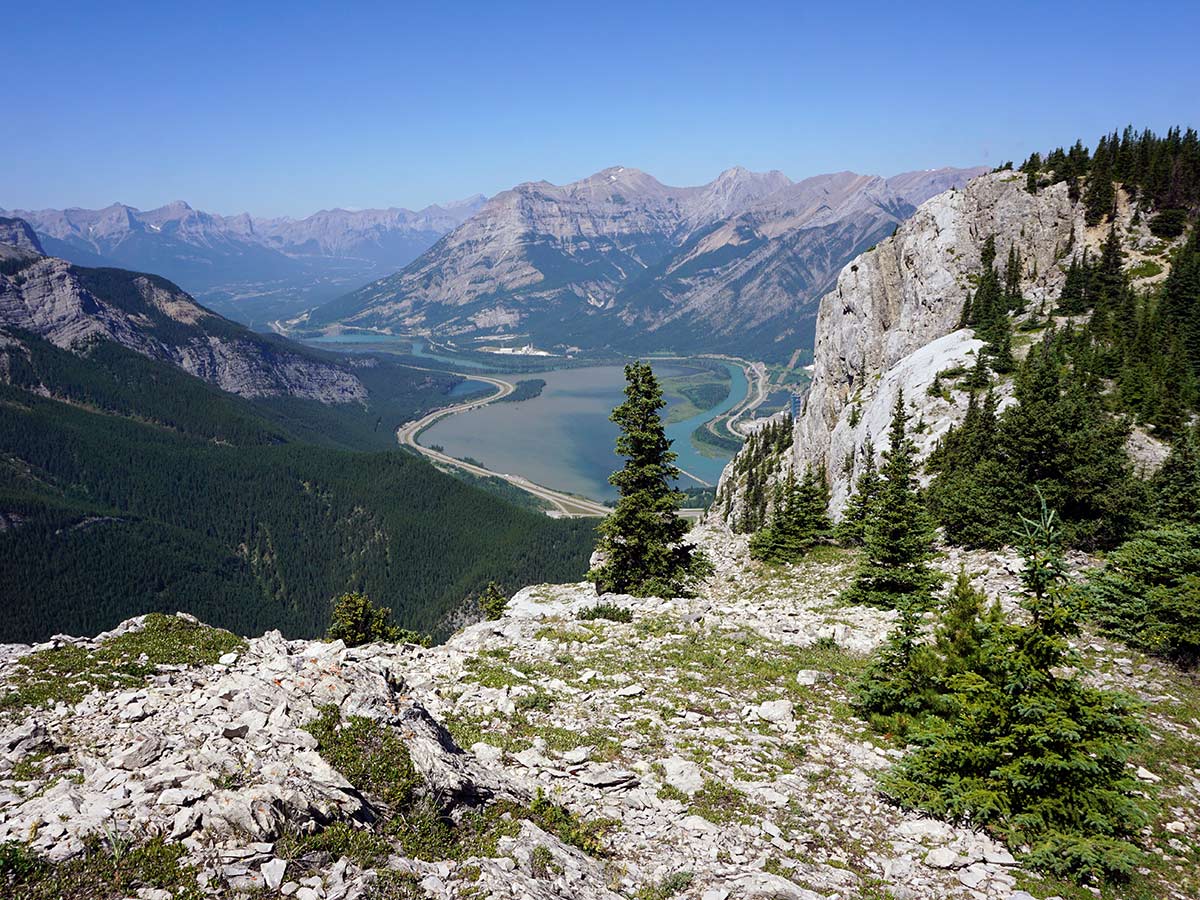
[{"left": 304, "top": 165, "right": 985, "bottom": 359}]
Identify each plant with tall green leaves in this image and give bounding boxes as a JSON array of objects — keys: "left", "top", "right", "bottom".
[
  {"left": 843, "top": 392, "right": 940, "bottom": 608},
  {"left": 882, "top": 499, "right": 1149, "bottom": 884},
  {"left": 749, "top": 467, "right": 832, "bottom": 563},
  {"left": 590, "top": 362, "right": 710, "bottom": 597}
]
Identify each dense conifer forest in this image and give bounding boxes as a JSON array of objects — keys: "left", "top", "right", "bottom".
[{"left": 0, "top": 333, "right": 594, "bottom": 642}]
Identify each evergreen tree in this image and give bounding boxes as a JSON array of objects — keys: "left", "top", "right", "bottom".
[
  {"left": 1159, "top": 227, "right": 1200, "bottom": 378},
  {"left": 882, "top": 500, "right": 1149, "bottom": 884},
  {"left": 329, "top": 592, "right": 411, "bottom": 646},
  {"left": 1084, "top": 146, "right": 1116, "bottom": 226},
  {"left": 961, "top": 352, "right": 990, "bottom": 391},
  {"left": 478, "top": 582, "right": 509, "bottom": 620},
  {"left": 749, "top": 467, "right": 832, "bottom": 563},
  {"left": 835, "top": 440, "right": 882, "bottom": 546},
  {"left": 1153, "top": 426, "right": 1200, "bottom": 525},
  {"left": 933, "top": 568, "right": 1001, "bottom": 677},
  {"left": 590, "top": 362, "right": 710, "bottom": 597},
  {"left": 1057, "top": 251, "right": 1093, "bottom": 315},
  {"left": 854, "top": 568, "right": 998, "bottom": 736},
  {"left": 1003, "top": 244, "right": 1025, "bottom": 311},
  {"left": 843, "top": 392, "right": 940, "bottom": 608},
  {"left": 1088, "top": 524, "right": 1200, "bottom": 667}
]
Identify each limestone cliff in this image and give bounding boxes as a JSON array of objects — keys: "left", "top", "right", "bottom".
[{"left": 716, "top": 169, "right": 1169, "bottom": 522}]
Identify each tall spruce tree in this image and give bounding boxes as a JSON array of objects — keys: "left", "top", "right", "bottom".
[
  {"left": 1153, "top": 426, "right": 1200, "bottom": 525},
  {"left": 843, "top": 392, "right": 940, "bottom": 608},
  {"left": 835, "top": 440, "right": 882, "bottom": 546},
  {"left": 590, "top": 361, "right": 709, "bottom": 597}
]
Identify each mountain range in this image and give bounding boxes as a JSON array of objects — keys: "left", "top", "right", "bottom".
[
  {"left": 1, "top": 196, "right": 486, "bottom": 326},
  {"left": 302, "top": 164, "right": 985, "bottom": 360}
]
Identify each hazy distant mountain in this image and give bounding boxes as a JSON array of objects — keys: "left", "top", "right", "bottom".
[
  {"left": 0, "top": 218, "right": 364, "bottom": 402},
  {"left": 304, "top": 165, "right": 985, "bottom": 359},
  {"left": 2, "top": 197, "right": 486, "bottom": 326}
]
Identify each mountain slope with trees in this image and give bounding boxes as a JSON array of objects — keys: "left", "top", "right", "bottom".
[{"left": 0, "top": 237, "right": 594, "bottom": 642}]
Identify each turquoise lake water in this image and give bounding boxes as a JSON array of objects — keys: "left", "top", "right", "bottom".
[
  {"left": 420, "top": 362, "right": 745, "bottom": 502},
  {"left": 305, "top": 335, "right": 492, "bottom": 369}
]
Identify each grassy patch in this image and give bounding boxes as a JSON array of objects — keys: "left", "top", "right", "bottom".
[
  {"left": 305, "top": 706, "right": 421, "bottom": 809},
  {"left": 635, "top": 870, "right": 695, "bottom": 899},
  {"left": 0, "top": 615, "right": 243, "bottom": 713},
  {"left": 578, "top": 603, "right": 633, "bottom": 623},
  {"left": 0, "top": 835, "right": 203, "bottom": 900},
  {"left": 687, "top": 779, "right": 762, "bottom": 825},
  {"left": 276, "top": 821, "right": 392, "bottom": 868},
  {"left": 1127, "top": 259, "right": 1165, "bottom": 280},
  {"left": 363, "top": 870, "right": 424, "bottom": 899}
]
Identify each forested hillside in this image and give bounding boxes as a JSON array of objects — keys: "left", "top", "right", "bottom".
[{"left": 0, "top": 331, "right": 593, "bottom": 642}]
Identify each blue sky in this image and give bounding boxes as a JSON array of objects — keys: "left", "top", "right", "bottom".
[{"left": 5, "top": 0, "right": 1198, "bottom": 217}]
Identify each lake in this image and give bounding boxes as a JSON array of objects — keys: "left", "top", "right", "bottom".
[
  {"left": 419, "top": 362, "right": 746, "bottom": 502},
  {"left": 305, "top": 335, "right": 493, "bottom": 369}
]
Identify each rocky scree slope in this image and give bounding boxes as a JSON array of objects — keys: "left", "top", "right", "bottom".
[
  {"left": 304, "top": 166, "right": 983, "bottom": 359},
  {"left": 3, "top": 525, "right": 1195, "bottom": 900},
  {"left": 715, "top": 169, "right": 1175, "bottom": 520},
  {"left": 0, "top": 225, "right": 365, "bottom": 403}
]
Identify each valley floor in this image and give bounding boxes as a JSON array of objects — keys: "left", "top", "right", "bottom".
[{"left": 0, "top": 526, "right": 1196, "bottom": 900}]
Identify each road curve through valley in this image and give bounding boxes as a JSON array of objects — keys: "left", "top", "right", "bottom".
[
  {"left": 396, "top": 372, "right": 613, "bottom": 517},
  {"left": 397, "top": 366, "right": 711, "bottom": 520}
]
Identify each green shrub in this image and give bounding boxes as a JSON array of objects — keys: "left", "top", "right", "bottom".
[
  {"left": 1087, "top": 526, "right": 1200, "bottom": 667},
  {"left": 304, "top": 706, "right": 421, "bottom": 809},
  {"left": 530, "top": 845, "right": 559, "bottom": 879},
  {"left": 327, "top": 592, "right": 429, "bottom": 647},
  {"left": 578, "top": 603, "right": 633, "bottom": 623},
  {"left": 527, "top": 789, "right": 612, "bottom": 855},
  {"left": 879, "top": 503, "right": 1149, "bottom": 884},
  {"left": 478, "top": 582, "right": 509, "bottom": 620}
]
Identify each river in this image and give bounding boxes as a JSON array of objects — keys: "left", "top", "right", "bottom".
[{"left": 418, "top": 362, "right": 746, "bottom": 503}]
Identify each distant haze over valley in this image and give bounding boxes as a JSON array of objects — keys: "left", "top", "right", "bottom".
[{"left": 1, "top": 196, "right": 486, "bottom": 327}]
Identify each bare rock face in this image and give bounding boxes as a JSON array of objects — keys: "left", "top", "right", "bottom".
[
  {"left": 307, "top": 165, "right": 984, "bottom": 357},
  {"left": 0, "top": 250, "right": 365, "bottom": 403},
  {"left": 716, "top": 170, "right": 1154, "bottom": 520},
  {"left": 0, "top": 217, "right": 44, "bottom": 256}
]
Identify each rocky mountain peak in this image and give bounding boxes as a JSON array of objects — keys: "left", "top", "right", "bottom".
[
  {"left": 0, "top": 251, "right": 365, "bottom": 402},
  {"left": 0, "top": 216, "right": 45, "bottom": 255},
  {"left": 309, "top": 165, "right": 983, "bottom": 357}
]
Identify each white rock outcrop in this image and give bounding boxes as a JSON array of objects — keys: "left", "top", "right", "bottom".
[{"left": 717, "top": 168, "right": 1161, "bottom": 520}]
